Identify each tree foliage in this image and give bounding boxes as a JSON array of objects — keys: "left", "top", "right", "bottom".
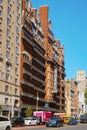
[
  {"left": 85, "top": 88, "right": 87, "bottom": 105},
  {"left": 0, "top": 105, "right": 2, "bottom": 114},
  {"left": 25, "top": 106, "right": 33, "bottom": 117}
]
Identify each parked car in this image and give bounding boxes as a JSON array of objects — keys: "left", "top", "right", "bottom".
[
  {"left": 68, "top": 117, "right": 78, "bottom": 125},
  {"left": 33, "top": 116, "right": 41, "bottom": 125},
  {"left": 63, "top": 115, "right": 72, "bottom": 124},
  {"left": 24, "top": 116, "right": 38, "bottom": 126},
  {"left": 11, "top": 117, "right": 24, "bottom": 127},
  {"left": 46, "top": 116, "right": 64, "bottom": 127},
  {"left": 80, "top": 115, "right": 87, "bottom": 123},
  {"left": 0, "top": 115, "right": 12, "bottom": 130}
]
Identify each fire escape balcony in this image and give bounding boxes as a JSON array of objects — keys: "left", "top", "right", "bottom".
[
  {"left": 33, "top": 86, "right": 45, "bottom": 93},
  {"left": 23, "top": 69, "right": 32, "bottom": 77},
  {"left": 21, "top": 80, "right": 34, "bottom": 89},
  {"left": 24, "top": 16, "right": 32, "bottom": 27},
  {"left": 32, "top": 75, "right": 45, "bottom": 84},
  {"left": 32, "top": 66, "right": 45, "bottom": 77},
  {"left": 22, "top": 34, "right": 33, "bottom": 47},
  {"left": 33, "top": 48, "right": 46, "bottom": 60},
  {"left": 21, "top": 92, "right": 46, "bottom": 102},
  {"left": 23, "top": 58, "right": 32, "bottom": 66},
  {"left": 22, "top": 26, "right": 32, "bottom": 39},
  {"left": 21, "top": 92, "right": 34, "bottom": 99},
  {"left": 33, "top": 35, "right": 45, "bottom": 50},
  {"left": 32, "top": 57, "right": 45, "bottom": 68}
]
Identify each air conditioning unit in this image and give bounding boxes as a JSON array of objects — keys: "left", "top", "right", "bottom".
[
  {"left": 16, "top": 72, "right": 18, "bottom": 75},
  {"left": 6, "top": 68, "right": 10, "bottom": 72},
  {"left": 7, "top": 45, "right": 10, "bottom": 49}
]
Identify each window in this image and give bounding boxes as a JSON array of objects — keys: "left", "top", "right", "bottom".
[
  {"left": 26, "top": 0, "right": 29, "bottom": 10},
  {"left": 7, "top": 18, "right": 11, "bottom": 26},
  {"left": 17, "top": 6, "right": 20, "bottom": 14},
  {"left": 15, "top": 67, "right": 18, "bottom": 74},
  {"left": 0, "top": 10, "right": 2, "bottom": 17},
  {"left": 5, "top": 85, "right": 9, "bottom": 93},
  {"left": 0, "top": 0, "right": 2, "bottom": 4},
  {"left": 16, "top": 16, "right": 19, "bottom": 23},
  {"left": 16, "top": 47, "right": 18, "bottom": 54},
  {"left": 15, "top": 78, "right": 18, "bottom": 85},
  {"left": 16, "top": 36, "right": 19, "bottom": 44},
  {"left": 15, "top": 88, "right": 18, "bottom": 95},
  {"left": 7, "top": 7, "right": 11, "bottom": 15},
  {"left": 6, "top": 63, "right": 10, "bottom": 71},
  {"left": 6, "top": 73, "right": 10, "bottom": 81},
  {"left": 17, "top": 0, "right": 20, "bottom": 4},
  {"left": 8, "top": 0, "right": 11, "bottom": 3},
  {"left": 6, "top": 51, "right": 10, "bottom": 58},
  {"left": 7, "top": 28, "right": 10, "bottom": 36},
  {"left": 0, "top": 117, "right": 9, "bottom": 121},
  {"left": 6, "top": 40, "right": 10, "bottom": 48},
  {"left": 5, "top": 98, "right": 8, "bottom": 105},
  {"left": 16, "top": 57, "right": 18, "bottom": 64},
  {"left": 16, "top": 26, "right": 19, "bottom": 34}
]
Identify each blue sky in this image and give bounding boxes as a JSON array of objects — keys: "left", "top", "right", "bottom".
[{"left": 31, "top": 0, "right": 87, "bottom": 79}]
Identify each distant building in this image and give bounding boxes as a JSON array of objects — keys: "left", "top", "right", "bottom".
[
  {"left": 65, "top": 80, "right": 79, "bottom": 116},
  {"left": 76, "top": 71, "right": 87, "bottom": 115}
]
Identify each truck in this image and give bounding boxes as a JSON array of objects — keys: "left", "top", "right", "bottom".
[{"left": 33, "top": 111, "right": 52, "bottom": 124}]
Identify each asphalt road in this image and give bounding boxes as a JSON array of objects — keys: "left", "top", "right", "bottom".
[{"left": 12, "top": 123, "right": 87, "bottom": 130}]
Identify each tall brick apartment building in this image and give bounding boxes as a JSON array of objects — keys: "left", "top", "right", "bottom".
[{"left": 20, "top": 0, "right": 65, "bottom": 115}]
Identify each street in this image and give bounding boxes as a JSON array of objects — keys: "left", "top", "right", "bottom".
[{"left": 12, "top": 124, "right": 87, "bottom": 130}]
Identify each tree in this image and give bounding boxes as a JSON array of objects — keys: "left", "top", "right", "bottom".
[
  {"left": 84, "top": 88, "right": 87, "bottom": 105},
  {"left": 25, "top": 106, "right": 33, "bottom": 117},
  {"left": 0, "top": 105, "right": 2, "bottom": 115}
]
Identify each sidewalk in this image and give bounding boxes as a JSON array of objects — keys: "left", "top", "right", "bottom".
[{"left": 12, "top": 125, "right": 46, "bottom": 130}]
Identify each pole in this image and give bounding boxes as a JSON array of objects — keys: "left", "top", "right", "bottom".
[
  {"left": 36, "top": 91, "right": 39, "bottom": 111},
  {"left": 11, "top": 96, "right": 14, "bottom": 117}
]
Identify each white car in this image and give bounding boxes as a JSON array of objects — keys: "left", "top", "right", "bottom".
[
  {"left": 24, "top": 116, "right": 38, "bottom": 126},
  {"left": 0, "top": 115, "right": 12, "bottom": 130}
]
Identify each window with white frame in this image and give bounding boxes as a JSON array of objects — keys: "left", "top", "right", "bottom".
[
  {"left": 15, "top": 78, "right": 18, "bottom": 85},
  {"left": 5, "top": 85, "right": 9, "bottom": 94},
  {"left": 7, "top": 17, "right": 11, "bottom": 26},
  {"left": 16, "top": 46, "right": 18, "bottom": 54},
  {"left": 5, "top": 98, "right": 8, "bottom": 105},
  {"left": 7, "top": 7, "right": 11, "bottom": 15},
  {"left": 15, "top": 57, "right": 18, "bottom": 64},
  {"left": 0, "top": 0, "right": 2, "bottom": 4},
  {"left": 15, "top": 67, "right": 18, "bottom": 75},
  {"left": 6, "top": 51, "right": 10, "bottom": 59},
  {"left": 6, "top": 40, "right": 10, "bottom": 48},
  {"left": 7, "top": 28, "right": 10, "bottom": 36}
]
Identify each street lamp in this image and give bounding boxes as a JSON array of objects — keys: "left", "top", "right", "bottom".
[
  {"left": 36, "top": 91, "right": 39, "bottom": 111},
  {"left": 11, "top": 95, "right": 14, "bottom": 117}
]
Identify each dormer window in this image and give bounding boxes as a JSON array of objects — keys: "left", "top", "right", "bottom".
[
  {"left": 0, "top": 0, "right": 2, "bottom": 4},
  {"left": 31, "top": 11, "right": 34, "bottom": 17},
  {"left": 26, "top": 0, "right": 29, "bottom": 10},
  {"left": 48, "top": 19, "right": 52, "bottom": 30}
]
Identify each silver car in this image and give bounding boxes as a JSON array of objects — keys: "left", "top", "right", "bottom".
[
  {"left": 0, "top": 115, "right": 12, "bottom": 130},
  {"left": 24, "top": 116, "right": 38, "bottom": 126}
]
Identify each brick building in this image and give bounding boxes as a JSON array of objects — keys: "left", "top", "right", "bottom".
[
  {"left": 20, "top": 0, "right": 65, "bottom": 115},
  {"left": 0, "top": 0, "right": 65, "bottom": 117}
]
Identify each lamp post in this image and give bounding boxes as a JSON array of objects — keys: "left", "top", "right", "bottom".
[
  {"left": 11, "top": 95, "right": 14, "bottom": 117},
  {"left": 36, "top": 91, "right": 39, "bottom": 111}
]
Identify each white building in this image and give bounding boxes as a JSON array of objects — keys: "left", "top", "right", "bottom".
[
  {"left": 76, "top": 71, "right": 87, "bottom": 115},
  {"left": 0, "top": 0, "right": 21, "bottom": 117}
]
